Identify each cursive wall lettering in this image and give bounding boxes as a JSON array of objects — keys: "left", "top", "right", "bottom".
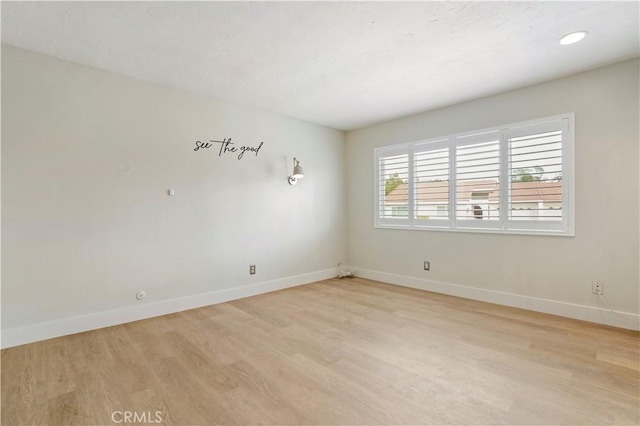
[{"left": 194, "top": 138, "right": 264, "bottom": 160}]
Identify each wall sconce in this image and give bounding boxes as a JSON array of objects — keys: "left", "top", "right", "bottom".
[{"left": 288, "top": 157, "right": 304, "bottom": 185}]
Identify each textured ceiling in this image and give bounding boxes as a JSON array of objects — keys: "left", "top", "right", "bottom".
[{"left": 2, "top": 2, "right": 639, "bottom": 130}]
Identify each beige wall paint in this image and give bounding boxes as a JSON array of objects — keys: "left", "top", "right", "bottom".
[
  {"left": 1, "top": 45, "right": 346, "bottom": 330},
  {"left": 346, "top": 59, "right": 639, "bottom": 314}
]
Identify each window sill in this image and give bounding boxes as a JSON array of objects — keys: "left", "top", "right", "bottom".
[{"left": 374, "top": 223, "right": 575, "bottom": 237}]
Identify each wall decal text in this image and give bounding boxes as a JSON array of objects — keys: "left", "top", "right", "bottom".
[{"left": 194, "top": 138, "right": 264, "bottom": 160}]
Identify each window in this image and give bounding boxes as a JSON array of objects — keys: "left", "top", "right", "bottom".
[
  {"left": 455, "top": 132, "right": 500, "bottom": 226},
  {"left": 374, "top": 114, "right": 574, "bottom": 236},
  {"left": 377, "top": 151, "right": 408, "bottom": 223},
  {"left": 414, "top": 141, "right": 449, "bottom": 224}
]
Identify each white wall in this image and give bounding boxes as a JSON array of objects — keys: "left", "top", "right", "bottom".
[
  {"left": 3, "top": 46, "right": 638, "bottom": 347},
  {"left": 1, "top": 45, "right": 346, "bottom": 345},
  {"left": 346, "top": 59, "right": 639, "bottom": 327}
]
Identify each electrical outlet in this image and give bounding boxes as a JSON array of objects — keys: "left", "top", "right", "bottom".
[
  {"left": 592, "top": 281, "right": 603, "bottom": 295},
  {"left": 250, "top": 265, "right": 256, "bottom": 275},
  {"left": 424, "top": 261, "right": 430, "bottom": 271}
]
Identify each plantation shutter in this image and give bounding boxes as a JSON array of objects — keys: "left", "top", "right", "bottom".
[
  {"left": 376, "top": 147, "right": 410, "bottom": 225},
  {"left": 505, "top": 119, "right": 569, "bottom": 232},
  {"left": 454, "top": 131, "right": 501, "bottom": 228},
  {"left": 374, "top": 114, "right": 573, "bottom": 235},
  {"left": 413, "top": 140, "right": 450, "bottom": 226}
]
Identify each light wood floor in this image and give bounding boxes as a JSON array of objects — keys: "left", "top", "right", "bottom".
[{"left": 2, "top": 278, "right": 639, "bottom": 425}]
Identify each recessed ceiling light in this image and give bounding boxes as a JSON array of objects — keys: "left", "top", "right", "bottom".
[{"left": 559, "top": 31, "right": 588, "bottom": 46}]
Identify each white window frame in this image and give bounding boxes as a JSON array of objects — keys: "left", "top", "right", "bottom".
[{"left": 374, "top": 113, "right": 575, "bottom": 236}]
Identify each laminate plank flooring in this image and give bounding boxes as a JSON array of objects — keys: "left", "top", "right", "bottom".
[{"left": 2, "top": 278, "right": 639, "bottom": 425}]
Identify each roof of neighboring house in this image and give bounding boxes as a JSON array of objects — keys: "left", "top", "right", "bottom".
[{"left": 385, "top": 180, "right": 562, "bottom": 203}]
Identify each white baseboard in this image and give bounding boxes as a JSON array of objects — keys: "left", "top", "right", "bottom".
[
  {"left": 353, "top": 267, "right": 640, "bottom": 331},
  {"left": 1, "top": 268, "right": 337, "bottom": 349}
]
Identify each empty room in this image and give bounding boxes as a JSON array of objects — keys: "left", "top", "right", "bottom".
[{"left": 1, "top": 1, "right": 639, "bottom": 425}]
